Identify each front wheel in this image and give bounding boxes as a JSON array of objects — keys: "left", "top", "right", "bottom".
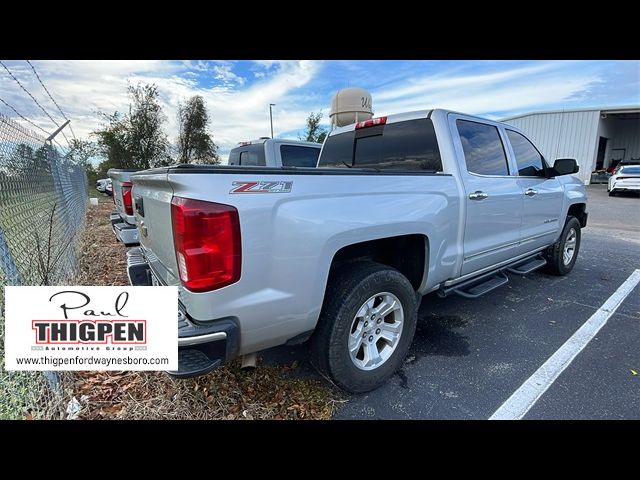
[
  {"left": 309, "top": 262, "right": 418, "bottom": 393},
  {"left": 544, "top": 216, "right": 582, "bottom": 276}
]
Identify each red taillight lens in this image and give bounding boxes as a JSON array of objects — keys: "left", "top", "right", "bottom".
[
  {"left": 355, "top": 116, "right": 387, "bottom": 129},
  {"left": 121, "top": 182, "right": 133, "bottom": 216},
  {"left": 171, "top": 197, "right": 241, "bottom": 292}
]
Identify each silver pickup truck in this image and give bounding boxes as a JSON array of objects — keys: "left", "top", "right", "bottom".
[
  {"left": 127, "top": 109, "right": 587, "bottom": 392},
  {"left": 108, "top": 168, "right": 142, "bottom": 246}
]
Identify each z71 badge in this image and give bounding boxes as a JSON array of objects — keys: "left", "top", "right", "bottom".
[{"left": 230, "top": 181, "right": 293, "bottom": 194}]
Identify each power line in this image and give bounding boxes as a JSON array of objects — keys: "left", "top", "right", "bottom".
[
  {"left": 0, "top": 60, "right": 71, "bottom": 146},
  {"left": 25, "top": 60, "right": 78, "bottom": 142},
  {"left": 0, "top": 96, "right": 50, "bottom": 138}
]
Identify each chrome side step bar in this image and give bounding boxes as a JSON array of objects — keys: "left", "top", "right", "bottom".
[{"left": 438, "top": 254, "right": 547, "bottom": 299}]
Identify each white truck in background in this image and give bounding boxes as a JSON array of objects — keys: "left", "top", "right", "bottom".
[
  {"left": 108, "top": 169, "right": 142, "bottom": 247},
  {"left": 227, "top": 138, "right": 321, "bottom": 167}
]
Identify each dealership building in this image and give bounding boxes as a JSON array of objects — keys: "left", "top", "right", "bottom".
[{"left": 502, "top": 105, "right": 640, "bottom": 184}]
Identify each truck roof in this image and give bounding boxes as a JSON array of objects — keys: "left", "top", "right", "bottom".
[
  {"left": 327, "top": 108, "right": 518, "bottom": 136},
  {"left": 234, "top": 138, "right": 321, "bottom": 148}
]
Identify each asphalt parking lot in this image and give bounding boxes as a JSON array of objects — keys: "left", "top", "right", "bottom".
[{"left": 264, "top": 184, "right": 640, "bottom": 419}]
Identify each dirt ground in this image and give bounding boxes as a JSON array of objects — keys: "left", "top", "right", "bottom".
[{"left": 67, "top": 199, "right": 340, "bottom": 420}]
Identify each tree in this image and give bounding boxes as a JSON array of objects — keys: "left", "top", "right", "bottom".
[
  {"left": 93, "top": 82, "right": 170, "bottom": 170},
  {"left": 126, "top": 83, "right": 170, "bottom": 168},
  {"left": 66, "top": 138, "right": 97, "bottom": 167},
  {"left": 93, "top": 111, "right": 135, "bottom": 168},
  {"left": 2, "top": 143, "right": 35, "bottom": 175},
  {"left": 300, "top": 111, "right": 328, "bottom": 143},
  {"left": 177, "top": 95, "right": 219, "bottom": 164}
]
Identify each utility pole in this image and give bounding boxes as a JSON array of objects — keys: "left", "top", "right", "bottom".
[{"left": 269, "top": 103, "right": 275, "bottom": 138}]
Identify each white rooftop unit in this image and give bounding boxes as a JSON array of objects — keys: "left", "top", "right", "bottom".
[{"left": 330, "top": 88, "right": 373, "bottom": 127}]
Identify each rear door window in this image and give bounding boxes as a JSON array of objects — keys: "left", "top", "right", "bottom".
[
  {"left": 456, "top": 120, "right": 509, "bottom": 176},
  {"left": 318, "top": 118, "right": 442, "bottom": 171},
  {"left": 280, "top": 145, "right": 320, "bottom": 167}
]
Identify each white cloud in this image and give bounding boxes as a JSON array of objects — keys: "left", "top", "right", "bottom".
[
  {"left": 371, "top": 61, "right": 597, "bottom": 118},
  {"left": 373, "top": 62, "right": 559, "bottom": 102},
  {"left": 212, "top": 65, "right": 246, "bottom": 86}
]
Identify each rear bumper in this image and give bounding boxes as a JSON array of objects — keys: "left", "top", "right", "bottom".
[
  {"left": 126, "top": 247, "right": 239, "bottom": 378},
  {"left": 113, "top": 221, "right": 140, "bottom": 246},
  {"left": 611, "top": 184, "right": 640, "bottom": 191}
]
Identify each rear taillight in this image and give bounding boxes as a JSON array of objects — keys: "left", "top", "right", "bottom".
[
  {"left": 355, "top": 116, "right": 387, "bottom": 129},
  {"left": 121, "top": 182, "right": 133, "bottom": 216},
  {"left": 171, "top": 197, "right": 241, "bottom": 292}
]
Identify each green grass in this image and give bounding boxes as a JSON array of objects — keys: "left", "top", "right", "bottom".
[
  {"left": 0, "top": 318, "right": 45, "bottom": 419},
  {"left": 87, "top": 186, "right": 111, "bottom": 203}
]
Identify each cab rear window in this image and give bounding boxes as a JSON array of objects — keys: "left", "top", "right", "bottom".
[
  {"left": 228, "top": 144, "right": 266, "bottom": 166},
  {"left": 318, "top": 118, "right": 442, "bottom": 172},
  {"left": 280, "top": 145, "right": 320, "bottom": 167}
]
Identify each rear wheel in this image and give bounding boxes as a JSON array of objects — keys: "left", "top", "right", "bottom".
[
  {"left": 544, "top": 216, "right": 582, "bottom": 276},
  {"left": 309, "top": 262, "right": 418, "bottom": 393},
  {"left": 609, "top": 189, "right": 616, "bottom": 197}
]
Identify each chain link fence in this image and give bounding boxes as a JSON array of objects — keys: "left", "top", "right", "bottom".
[{"left": 0, "top": 112, "right": 88, "bottom": 419}]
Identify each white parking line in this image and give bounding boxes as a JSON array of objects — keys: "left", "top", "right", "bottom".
[{"left": 490, "top": 269, "right": 640, "bottom": 420}]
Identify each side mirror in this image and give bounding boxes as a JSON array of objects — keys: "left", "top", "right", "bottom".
[{"left": 553, "top": 158, "right": 579, "bottom": 176}]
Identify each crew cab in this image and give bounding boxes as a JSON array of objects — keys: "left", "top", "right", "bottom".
[
  {"left": 126, "top": 109, "right": 587, "bottom": 393},
  {"left": 228, "top": 138, "right": 321, "bottom": 167},
  {"left": 108, "top": 169, "right": 142, "bottom": 246}
]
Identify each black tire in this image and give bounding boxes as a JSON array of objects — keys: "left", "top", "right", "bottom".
[
  {"left": 544, "top": 216, "right": 582, "bottom": 276},
  {"left": 609, "top": 190, "right": 616, "bottom": 197},
  {"left": 309, "top": 261, "right": 418, "bottom": 393}
]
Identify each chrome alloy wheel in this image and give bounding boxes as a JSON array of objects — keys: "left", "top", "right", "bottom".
[
  {"left": 563, "top": 227, "right": 577, "bottom": 266},
  {"left": 348, "top": 292, "right": 404, "bottom": 371}
]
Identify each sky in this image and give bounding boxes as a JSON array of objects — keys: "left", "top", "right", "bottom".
[{"left": 1, "top": 60, "right": 638, "bottom": 163}]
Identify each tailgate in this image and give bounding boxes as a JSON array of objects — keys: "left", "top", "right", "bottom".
[
  {"left": 131, "top": 169, "right": 180, "bottom": 286},
  {"left": 108, "top": 169, "right": 140, "bottom": 224}
]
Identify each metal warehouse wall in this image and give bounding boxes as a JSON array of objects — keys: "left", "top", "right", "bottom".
[
  {"left": 504, "top": 110, "right": 601, "bottom": 184},
  {"left": 609, "top": 118, "right": 640, "bottom": 161}
]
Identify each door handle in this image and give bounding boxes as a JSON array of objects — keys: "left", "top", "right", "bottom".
[
  {"left": 469, "top": 191, "right": 488, "bottom": 201},
  {"left": 525, "top": 188, "right": 538, "bottom": 197}
]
